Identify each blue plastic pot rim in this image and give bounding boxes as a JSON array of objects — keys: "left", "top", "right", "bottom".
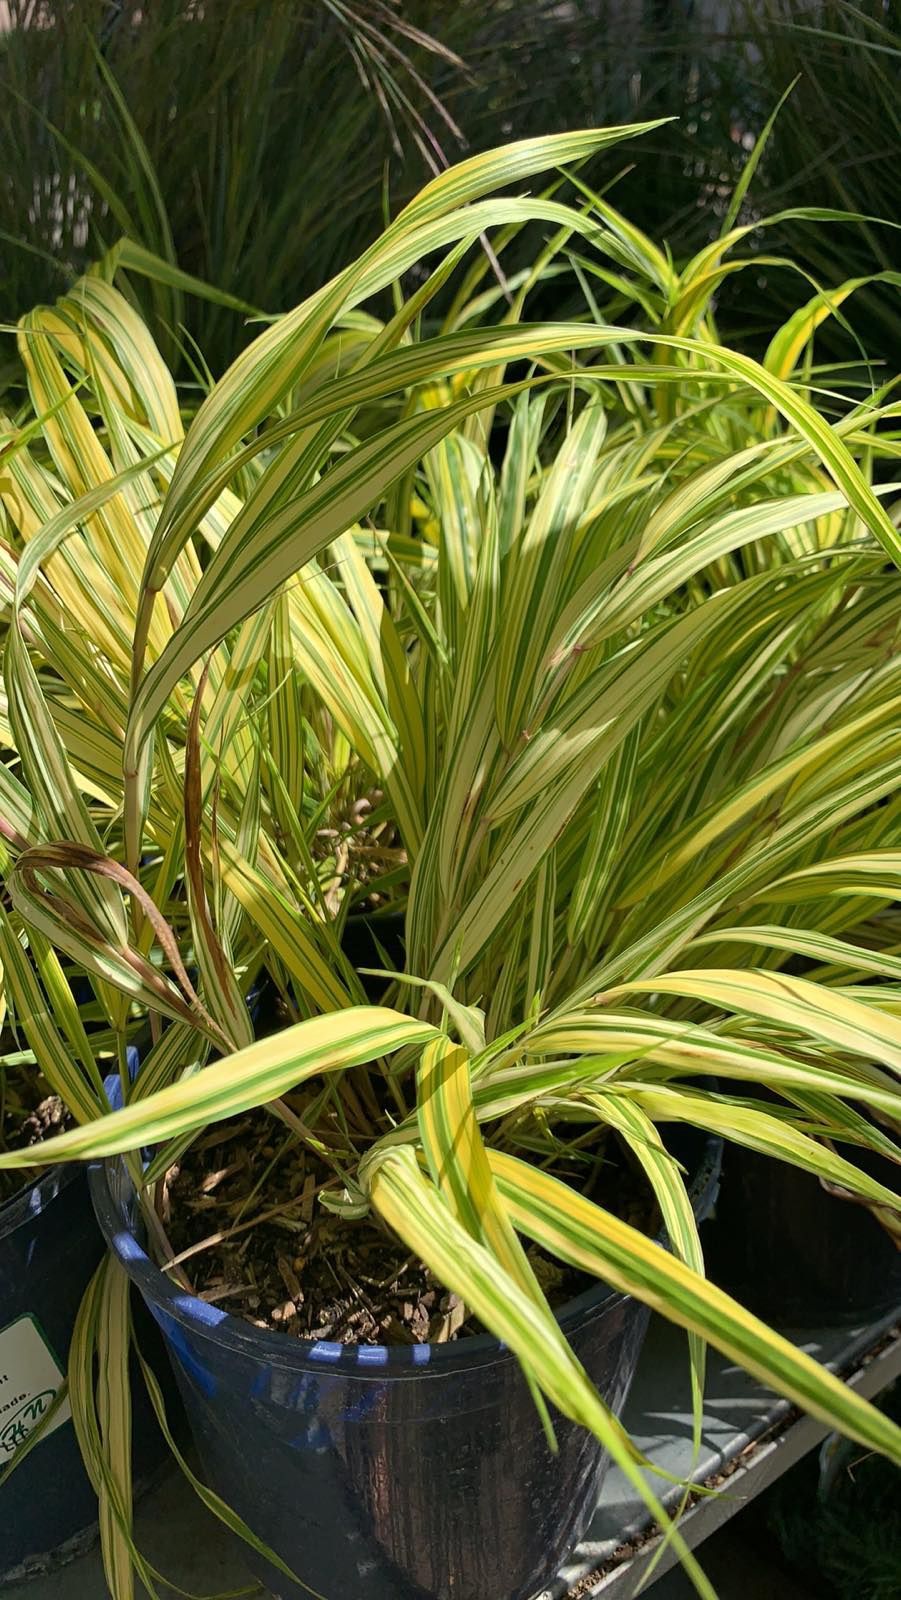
[{"left": 90, "top": 1129, "right": 721, "bottom": 1380}]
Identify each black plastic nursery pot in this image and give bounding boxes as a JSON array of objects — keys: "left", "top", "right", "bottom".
[
  {"left": 705, "top": 1136, "right": 901, "bottom": 1328},
  {"left": 0, "top": 1057, "right": 173, "bottom": 1586},
  {"left": 91, "top": 1129, "right": 720, "bottom": 1600},
  {"left": 0, "top": 1164, "right": 107, "bottom": 1584}
]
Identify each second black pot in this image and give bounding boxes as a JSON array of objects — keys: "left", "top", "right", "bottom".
[
  {"left": 0, "top": 1052, "right": 179, "bottom": 1586},
  {"left": 0, "top": 1165, "right": 105, "bottom": 1584},
  {"left": 705, "top": 1136, "right": 901, "bottom": 1327}
]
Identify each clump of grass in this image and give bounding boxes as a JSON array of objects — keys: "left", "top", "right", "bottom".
[
  {"left": 0, "top": 0, "right": 466, "bottom": 371},
  {"left": 1, "top": 122, "right": 901, "bottom": 1599}
]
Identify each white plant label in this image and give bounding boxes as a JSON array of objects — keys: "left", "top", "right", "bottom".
[{"left": 0, "top": 1315, "right": 70, "bottom": 1462}]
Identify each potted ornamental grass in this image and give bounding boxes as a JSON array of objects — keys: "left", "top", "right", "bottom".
[{"left": 0, "top": 126, "right": 900, "bottom": 1600}]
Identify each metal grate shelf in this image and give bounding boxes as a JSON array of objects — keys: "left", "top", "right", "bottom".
[{"left": 542, "top": 1308, "right": 901, "bottom": 1600}]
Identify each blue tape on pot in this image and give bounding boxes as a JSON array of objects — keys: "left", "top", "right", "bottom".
[
  {"left": 91, "top": 1125, "right": 721, "bottom": 1600},
  {"left": 0, "top": 1043, "right": 165, "bottom": 1586}
]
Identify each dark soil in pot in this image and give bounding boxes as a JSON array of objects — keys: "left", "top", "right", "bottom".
[
  {"left": 93, "top": 1120, "right": 721, "bottom": 1600},
  {"left": 161, "top": 1107, "right": 655, "bottom": 1343},
  {"left": 0, "top": 1075, "right": 75, "bottom": 1206}
]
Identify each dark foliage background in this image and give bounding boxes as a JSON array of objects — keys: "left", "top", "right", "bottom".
[{"left": 1, "top": 2, "right": 898, "bottom": 369}]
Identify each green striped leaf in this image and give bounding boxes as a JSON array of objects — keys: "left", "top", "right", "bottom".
[
  {"left": 608, "top": 969, "right": 901, "bottom": 1077},
  {"left": 617, "top": 1085, "right": 900, "bottom": 1210},
  {"left": 0, "top": 1010, "right": 437, "bottom": 1169},
  {"left": 0, "top": 906, "right": 106, "bottom": 1123}
]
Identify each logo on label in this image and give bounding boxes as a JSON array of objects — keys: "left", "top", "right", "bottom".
[
  {"left": 0, "top": 1390, "right": 57, "bottom": 1456},
  {"left": 0, "top": 1316, "right": 69, "bottom": 1461}
]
